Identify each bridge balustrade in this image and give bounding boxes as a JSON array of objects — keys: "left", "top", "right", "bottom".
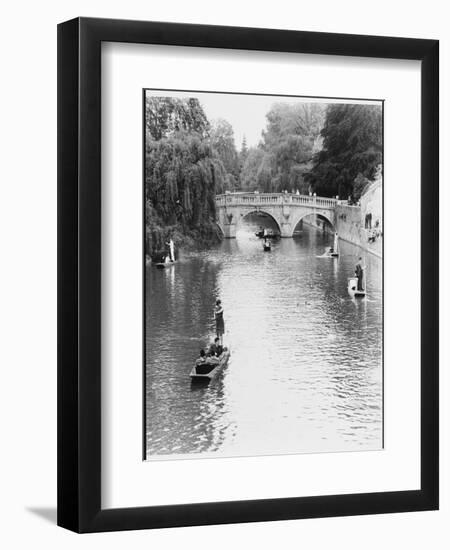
[{"left": 215, "top": 193, "right": 337, "bottom": 208}]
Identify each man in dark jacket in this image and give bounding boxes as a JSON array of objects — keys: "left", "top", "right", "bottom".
[{"left": 355, "top": 257, "right": 364, "bottom": 291}]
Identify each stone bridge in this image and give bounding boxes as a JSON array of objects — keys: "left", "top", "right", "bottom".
[{"left": 215, "top": 193, "right": 338, "bottom": 238}]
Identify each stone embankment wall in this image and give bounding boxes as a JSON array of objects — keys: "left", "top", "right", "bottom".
[{"left": 335, "top": 179, "right": 382, "bottom": 258}]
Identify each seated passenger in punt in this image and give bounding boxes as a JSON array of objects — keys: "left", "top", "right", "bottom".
[
  {"left": 208, "top": 337, "right": 223, "bottom": 358},
  {"left": 195, "top": 349, "right": 206, "bottom": 366},
  {"left": 195, "top": 338, "right": 224, "bottom": 368}
]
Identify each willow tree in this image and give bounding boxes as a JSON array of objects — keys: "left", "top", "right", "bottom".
[{"left": 145, "top": 97, "right": 227, "bottom": 257}]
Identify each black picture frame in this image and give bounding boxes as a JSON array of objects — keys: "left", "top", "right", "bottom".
[{"left": 57, "top": 17, "right": 439, "bottom": 533}]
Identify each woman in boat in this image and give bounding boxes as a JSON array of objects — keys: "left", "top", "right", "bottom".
[
  {"left": 214, "top": 300, "right": 225, "bottom": 346},
  {"left": 165, "top": 236, "right": 175, "bottom": 262},
  {"left": 195, "top": 349, "right": 206, "bottom": 366}
]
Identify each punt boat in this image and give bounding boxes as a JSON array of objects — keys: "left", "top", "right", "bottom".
[
  {"left": 155, "top": 260, "right": 176, "bottom": 269},
  {"left": 317, "top": 233, "right": 339, "bottom": 258},
  {"left": 316, "top": 247, "right": 339, "bottom": 258},
  {"left": 348, "top": 276, "right": 366, "bottom": 298},
  {"left": 255, "top": 230, "right": 278, "bottom": 239},
  {"left": 190, "top": 349, "right": 230, "bottom": 382}
]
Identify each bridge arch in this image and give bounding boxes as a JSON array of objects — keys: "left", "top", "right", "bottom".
[
  {"left": 291, "top": 212, "right": 336, "bottom": 237},
  {"left": 237, "top": 209, "right": 282, "bottom": 235}
]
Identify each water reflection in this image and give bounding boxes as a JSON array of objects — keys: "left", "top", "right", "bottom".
[{"left": 146, "top": 224, "right": 382, "bottom": 458}]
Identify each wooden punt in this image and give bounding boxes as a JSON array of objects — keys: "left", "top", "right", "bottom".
[
  {"left": 190, "top": 349, "right": 230, "bottom": 382},
  {"left": 155, "top": 260, "right": 176, "bottom": 269},
  {"left": 348, "top": 277, "right": 366, "bottom": 298},
  {"left": 316, "top": 246, "right": 339, "bottom": 258}
]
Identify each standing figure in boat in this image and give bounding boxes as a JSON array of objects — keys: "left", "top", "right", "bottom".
[
  {"left": 328, "top": 233, "right": 339, "bottom": 256},
  {"left": 355, "top": 257, "right": 365, "bottom": 291},
  {"left": 317, "top": 232, "right": 339, "bottom": 258},
  {"left": 165, "top": 236, "right": 175, "bottom": 263},
  {"left": 214, "top": 299, "right": 225, "bottom": 346},
  {"left": 263, "top": 236, "right": 271, "bottom": 251}
]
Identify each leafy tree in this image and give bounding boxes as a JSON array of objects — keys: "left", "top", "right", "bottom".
[
  {"left": 145, "top": 96, "right": 210, "bottom": 141},
  {"left": 353, "top": 173, "right": 371, "bottom": 200},
  {"left": 240, "top": 135, "right": 248, "bottom": 157},
  {"left": 263, "top": 103, "right": 325, "bottom": 149},
  {"left": 255, "top": 153, "right": 274, "bottom": 193},
  {"left": 240, "top": 102, "right": 326, "bottom": 193},
  {"left": 240, "top": 148, "right": 265, "bottom": 191},
  {"left": 262, "top": 103, "right": 326, "bottom": 191},
  {"left": 210, "top": 119, "right": 239, "bottom": 189},
  {"left": 305, "top": 104, "right": 382, "bottom": 199},
  {"left": 237, "top": 135, "right": 248, "bottom": 180}
]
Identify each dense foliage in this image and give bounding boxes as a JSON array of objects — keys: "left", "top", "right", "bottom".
[
  {"left": 210, "top": 119, "right": 240, "bottom": 190},
  {"left": 145, "top": 97, "right": 233, "bottom": 258},
  {"left": 145, "top": 97, "right": 210, "bottom": 140},
  {"left": 305, "top": 104, "right": 382, "bottom": 199},
  {"left": 240, "top": 103, "right": 326, "bottom": 193}
]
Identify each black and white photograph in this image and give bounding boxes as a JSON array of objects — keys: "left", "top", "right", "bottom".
[
  {"left": 144, "top": 90, "right": 383, "bottom": 460},
  {"left": 0, "top": 0, "right": 444, "bottom": 540}
]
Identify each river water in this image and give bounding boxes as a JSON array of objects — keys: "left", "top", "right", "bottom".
[{"left": 145, "top": 222, "right": 383, "bottom": 459}]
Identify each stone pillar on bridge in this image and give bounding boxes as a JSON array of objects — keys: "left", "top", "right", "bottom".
[
  {"left": 216, "top": 205, "right": 236, "bottom": 238},
  {"left": 280, "top": 222, "right": 293, "bottom": 237}
]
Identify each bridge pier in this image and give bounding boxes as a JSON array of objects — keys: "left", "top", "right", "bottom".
[
  {"left": 222, "top": 223, "right": 237, "bottom": 239},
  {"left": 280, "top": 223, "right": 294, "bottom": 238}
]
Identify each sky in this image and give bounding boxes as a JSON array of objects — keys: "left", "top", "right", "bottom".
[
  {"left": 197, "top": 92, "right": 294, "bottom": 148},
  {"left": 145, "top": 90, "right": 380, "bottom": 149},
  {"left": 145, "top": 90, "right": 325, "bottom": 148}
]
